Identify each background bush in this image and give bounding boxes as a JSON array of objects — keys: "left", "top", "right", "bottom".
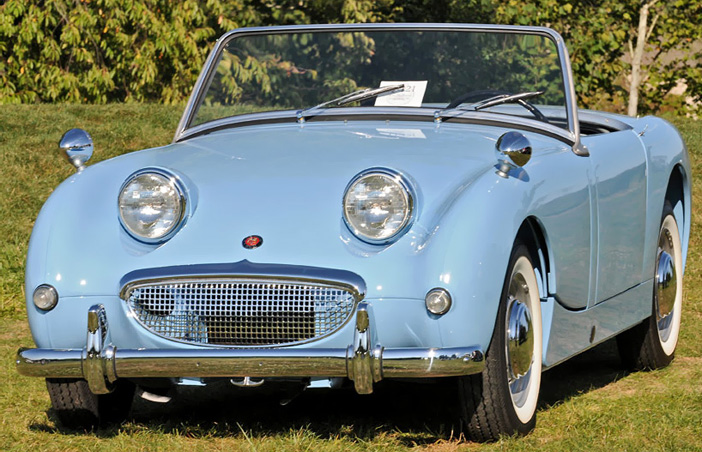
[{"left": 1, "top": 0, "right": 701, "bottom": 114}]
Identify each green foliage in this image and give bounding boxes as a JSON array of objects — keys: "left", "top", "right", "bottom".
[
  {"left": 0, "top": 0, "right": 700, "bottom": 114},
  {"left": 0, "top": 0, "right": 397, "bottom": 104},
  {"left": 639, "top": 1, "right": 702, "bottom": 114},
  {"left": 492, "top": 0, "right": 702, "bottom": 114},
  {"left": 1, "top": 0, "right": 235, "bottom": 103}
]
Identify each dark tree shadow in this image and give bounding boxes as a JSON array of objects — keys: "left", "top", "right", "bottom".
[{"left": 34, "top": 337, "right": 629, "bottom": 444}]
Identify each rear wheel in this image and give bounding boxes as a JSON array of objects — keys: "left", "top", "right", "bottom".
[
  {"left": 617, "top": 200, "right": 683, "bottom": 370},
  {"left": 459, "top": 243, "right": 542, "bottom": 441},
  {"left": 46, "top": 378, "right": 135, "bottom": 430}
]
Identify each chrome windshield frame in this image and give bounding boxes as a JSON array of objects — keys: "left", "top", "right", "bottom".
[{"left": 173, "top": 23, "right": 586, "bottom": 156}]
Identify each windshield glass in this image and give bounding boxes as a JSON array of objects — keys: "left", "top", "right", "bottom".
[{"left": 191, "top": 28, "right": 567, "bottom": 128}]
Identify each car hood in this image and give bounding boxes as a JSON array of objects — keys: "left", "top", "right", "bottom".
[
  {"left": 126, "top": 121, "right": 503, "bottom": 250},
  {"left": 32, "top": 120, "right": 562, "bottom": 298}
]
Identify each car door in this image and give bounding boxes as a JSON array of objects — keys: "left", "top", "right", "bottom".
[
  {"left": 583, "top": 131, "right": 648, "bottom": 305},
  {"left": 531, "top": 142, "right": 594, "bottom": 311}
]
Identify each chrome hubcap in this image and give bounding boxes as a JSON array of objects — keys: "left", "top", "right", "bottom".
[
  {"left": 505, "top": 273, "right": 534, "bottom": 408},
  {"left": 656, "top": 228, "right": 677, "bottom": 342}
]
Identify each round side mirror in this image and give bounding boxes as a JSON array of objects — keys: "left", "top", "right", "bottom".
[
  {"left": 495, "top": 131, "right": 531, "bottom": 178},
  {"left": 59, "top": 128, "right": 94, "bottom": 171}
]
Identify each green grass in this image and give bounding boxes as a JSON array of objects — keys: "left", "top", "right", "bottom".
[{"left": 1, "top": 105, "right": 701, "bottom": 451}]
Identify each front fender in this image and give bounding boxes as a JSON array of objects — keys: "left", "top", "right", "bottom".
[{"left": 414, "top": 166, "right": 537, "bottom": 351}]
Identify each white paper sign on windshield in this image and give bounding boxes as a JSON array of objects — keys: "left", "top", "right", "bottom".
[{"left": 374, "top": 81, "right": 428, "bottom": 107}]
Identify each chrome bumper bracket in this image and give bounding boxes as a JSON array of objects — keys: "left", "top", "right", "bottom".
[
  {"left": 347, "top": 302, "right": 383, "bottom": 394},
  {"left": 17, "top": 303, "right": 485, "bottom": 395},
  {"left": 84, "top": 304, "right": 117, "bottom": 394}
]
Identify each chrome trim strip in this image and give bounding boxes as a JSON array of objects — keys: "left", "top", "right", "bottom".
[
  {"left": 173, "top": 23, "right": 583, "bottom": 156},
  {"left": 119, "top": 260, "right": 367, "bottom": 301},
  {"left": 16, "top": 303, "right": 485, "bottom": 395}
]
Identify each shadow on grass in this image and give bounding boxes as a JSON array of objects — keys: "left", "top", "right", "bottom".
[
  {"left": 34, "top": 337, "right": 629, "bottom": 444},
  {"left": 538, "top": 337, "right": 627, "bottom": 409}
]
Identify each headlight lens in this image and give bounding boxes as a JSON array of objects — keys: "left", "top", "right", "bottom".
[
  {"left": 118, "top": 170, "right": 186, "bottom": 242},
  {"left": 343, "top": 169, "right": 414, "bottom": 243}
]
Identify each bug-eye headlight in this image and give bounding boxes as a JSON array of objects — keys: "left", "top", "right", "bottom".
[
  {"left": 118, "top": 169, "right": 187, "bottom": 243},
  {"left": 343, "top": 168, "right": 415, "bottom": 244}
]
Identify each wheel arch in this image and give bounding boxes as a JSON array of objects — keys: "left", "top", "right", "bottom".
[
  {"left": 515, "top": 216, "right": 558, "bottom": 365},
  {"left": 516, "top": 217, "right": 552, "bottom": 299},
  {"left": 665, "top": 163, "right": 691, "bottom": 271}
]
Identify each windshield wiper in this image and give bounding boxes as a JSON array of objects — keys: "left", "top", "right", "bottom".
[
  {"left": 434, "top": 90, "right": 545, "bottom": 123},
  {"left": 296, "top": 84, "right": 405, "bottom": 123},
  {"left": 471, "top": 91, "right": 544, "bottom": 111}
]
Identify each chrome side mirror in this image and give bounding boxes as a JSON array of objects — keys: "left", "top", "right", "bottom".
[
  {"left": 495, "top": 131, "right": 531, "bottom": 178},
  {"left": 59, "top": 128, "right": 94, "bottom": 172}
]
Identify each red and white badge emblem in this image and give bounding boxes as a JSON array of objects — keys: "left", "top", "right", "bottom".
[{"left": 242, "top": 235, "right": 263, "bottom": 249}]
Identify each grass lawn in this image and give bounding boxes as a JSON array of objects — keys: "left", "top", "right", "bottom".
[{"left": 1, "top": 105, "right": 701, "bottom": 451}]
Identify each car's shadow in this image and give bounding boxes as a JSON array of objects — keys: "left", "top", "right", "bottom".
[{"left": 35, "top": 338, "right": 628, "bottom": 443}]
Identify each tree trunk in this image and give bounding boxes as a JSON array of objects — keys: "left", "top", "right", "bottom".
[{"left": 628, "top": 1, "right": 659, "bottom": 117}]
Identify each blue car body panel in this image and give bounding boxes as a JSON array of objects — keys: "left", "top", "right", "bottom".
[
  {"left": 25, "top": 113, "right": 691, "bottom": 369},
  {"left": 20, "top": 24, "right": 691, "bottom": 396}
]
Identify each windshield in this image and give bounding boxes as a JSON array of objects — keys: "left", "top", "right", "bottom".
[{"left": 190, "top": 28, "right": 567, "bottom": 129}]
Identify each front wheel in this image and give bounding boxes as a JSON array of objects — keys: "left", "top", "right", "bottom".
[
  {"left": 459, "top": 243, "right": 543, "bottom": 441},
  {"left": 617, "top": 200, "right": 683, "bottom": 370},
  {"left": 46, "top": 378, "right": 135, "bottom": 430}
]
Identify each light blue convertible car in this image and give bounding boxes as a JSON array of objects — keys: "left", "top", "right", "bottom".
[{"left": 17, "top": 24, "right": 690, "bottom": 440}]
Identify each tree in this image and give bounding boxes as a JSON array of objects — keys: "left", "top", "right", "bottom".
[
  {"left": 492, "top": 0, "right": 702, "bottom": 115},
  {"left": 625, "top": 0, "right": 702, "bottom": 116},
  {"left": 627, "top": 0, "right": 660, "bottom": 116},
  {"left": 1, "top": 0, "right": 700, "bottom": 113}
]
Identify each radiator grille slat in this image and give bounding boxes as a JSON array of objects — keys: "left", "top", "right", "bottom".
[{"left": 125, "top": 280, "right": 356, "bottom": 346}]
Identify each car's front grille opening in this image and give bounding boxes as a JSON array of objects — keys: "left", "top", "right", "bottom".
[{"left": 125, "top": 280, "right": 356, "bottom": 346}]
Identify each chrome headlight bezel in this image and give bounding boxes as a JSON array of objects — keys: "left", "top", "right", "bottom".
[
  {"left": 118, "top": 168, "right": 188, "bottom": 244},
  {"left": 342, "top": 168, "right": 415, "bottom": 244}
]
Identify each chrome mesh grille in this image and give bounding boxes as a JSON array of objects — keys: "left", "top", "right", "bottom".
[{"left": 125, "top": 280, "right": 356, "bottom": 346}]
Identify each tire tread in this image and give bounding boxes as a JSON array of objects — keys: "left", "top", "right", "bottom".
[
  {"left": 45, "top": 378, "right": 135, "bottom": 430},
  {"left": 617, "top": 200, "right": 679, "bottom": 371},
  {"left": 46, "top": 378, "right": 100, "bottom": 430},
  {"left": 459, "top": 242, "right": 538, "bottom": 441}
]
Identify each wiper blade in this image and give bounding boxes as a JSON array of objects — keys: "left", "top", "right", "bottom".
[
  {"left": 472, "top": 91, "right": 544, "bottom": 111},
  {"left": 297, "top": 84, "right": 405, "bottom": 122},
  {"left": 434, "top": 90, "right": 544, "bottom": 123}
]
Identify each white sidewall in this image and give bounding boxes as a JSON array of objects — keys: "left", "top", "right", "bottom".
[
  {"left": 511, "top": 255, "right": 542, "bottom": 424},
  {"left": 660, "top": 214, "right": 683, "bottom": 356}
]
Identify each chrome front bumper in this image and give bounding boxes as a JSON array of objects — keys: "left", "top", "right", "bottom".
[{"left": 17, "top": 303, "right": 485, "bottom": 395}]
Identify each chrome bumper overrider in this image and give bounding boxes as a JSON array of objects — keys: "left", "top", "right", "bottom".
[{"left": 16, "top": 303, "right": 484, "bottom": 395}]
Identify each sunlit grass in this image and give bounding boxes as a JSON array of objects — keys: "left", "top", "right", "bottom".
[{"left": 0, "top": 105, "right": 701, "bottom": 450}]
